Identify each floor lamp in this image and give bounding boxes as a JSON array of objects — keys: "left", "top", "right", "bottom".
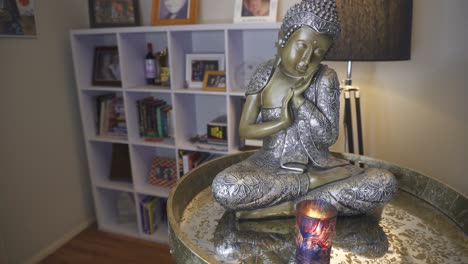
[{"left": 325, "top": 0, "right": 413, "bottom": 163}]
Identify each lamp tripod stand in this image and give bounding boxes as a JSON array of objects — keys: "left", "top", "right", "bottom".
[{"left": 341, "top": 61, "right": 364, "bottom": 166}]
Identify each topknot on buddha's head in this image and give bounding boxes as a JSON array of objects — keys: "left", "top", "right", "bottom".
[{"left": 279, "top": 0, "right": 340, "bottom": 48}]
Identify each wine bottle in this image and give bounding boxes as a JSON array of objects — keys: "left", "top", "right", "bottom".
[{"left": 145, "top": 43, "right": 156, "bottom": 85}]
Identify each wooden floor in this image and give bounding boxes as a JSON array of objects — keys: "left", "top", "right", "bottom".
[{"left": 41, "top": 224, "right": 176, "bottom": 264}]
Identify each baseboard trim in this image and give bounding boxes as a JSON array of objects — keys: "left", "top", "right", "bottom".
[{"left": 24, "top": 218, "right": 95, "bottom": 264}]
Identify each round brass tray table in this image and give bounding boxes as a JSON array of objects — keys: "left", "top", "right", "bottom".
[{"left": 168, "top": 151, "right": 468, "bottom": 263}]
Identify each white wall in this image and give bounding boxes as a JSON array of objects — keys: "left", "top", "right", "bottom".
[
  {"left": 329, "top": 0, "right": 468, "bottom": 196},
  {"left": 0, "top": 1, "right": 93, "bottom": 263}
]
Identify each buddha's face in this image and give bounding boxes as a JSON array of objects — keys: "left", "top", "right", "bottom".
[{"left": 278, "top": 27, "right": 332, "bottom": 77}]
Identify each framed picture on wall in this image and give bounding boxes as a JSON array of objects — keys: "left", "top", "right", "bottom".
[
  {"left": 0, "top": 0, "right": 37, "bottom": 37},
  {"left": 202, "top": 71, "right": 226, "bottom": 92},
  {"left": 92, "top": 46, "right": 122, "bottom": 86},
  {"left": 233, "top": 0, "right": 278, "bottom": 23},
  {"left": 151, "top": 0, "right": 198, "bottom": 26},
  {"left": 88, "top": 0, "right": 140, "bottom": 28},
  {"left": 185, "top": 54, "right": 225, "bottom": 89}
]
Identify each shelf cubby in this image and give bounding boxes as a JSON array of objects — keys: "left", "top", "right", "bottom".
[
  {"left": 131, "top": 145, "right": 176, "bottom": 198},
  {"left": 95, "top": 188, "right": 139, "bottom": 236},
  {"left": 71, "top": 33, "right": 119, "bottom": 89},
  {"left": 80, "top": 90, "right": 126, "bottom": 139},
  {"left": 88, "top": 141, "right": 133, "bottom": 191},
  {"left": 119, "top": 31, "right": 169, "bottom": 89},
  {"left": 125, "top": 91, "right": 174, "bottom": 146},
  {"left": 173, "top": 93, "right": 228, "bottom": 151},
  {"left": 169, "top": 30, "right": 226, "bottom": 90},
  {"left": 136, "top": 194, "right": 169, "bottom": 244}
]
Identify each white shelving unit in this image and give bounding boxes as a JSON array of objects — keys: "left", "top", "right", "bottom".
[{"left": 70, "top": 23, "right": 280, "bottom": 243}]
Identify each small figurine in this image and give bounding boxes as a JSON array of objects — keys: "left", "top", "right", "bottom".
[{"left": 212, "top": 0, "right": 397, "bottom": 216}]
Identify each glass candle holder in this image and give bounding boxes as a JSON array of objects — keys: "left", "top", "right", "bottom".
[{"left": 295, "top": 199, "right": 338, "bottom": 264}]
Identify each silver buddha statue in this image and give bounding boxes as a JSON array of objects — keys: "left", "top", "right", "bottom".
[{"left": 212, "top": 0, "right": 397, "bottom": 216}]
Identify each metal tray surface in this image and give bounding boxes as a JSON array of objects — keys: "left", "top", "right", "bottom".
[{"left": 168, "top": 152, "right": 468, "bottom": 263}]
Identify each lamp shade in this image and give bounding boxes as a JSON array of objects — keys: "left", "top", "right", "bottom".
[{"left": 325, "top": 0, "right": 413, "bottom": 61}]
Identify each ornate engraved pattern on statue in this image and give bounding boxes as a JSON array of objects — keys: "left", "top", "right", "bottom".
[
  {"left": 245, "top": 59, "right": 275, "bottom": 95},
  {"left": 302, "top": 167, "right": 398, "bottom": 215},
  {"left": 301, "top": 66, "right": 341, "bottom": 147},
  {"left": 212, "top": 156, "right": 308, "bottom": 210}
]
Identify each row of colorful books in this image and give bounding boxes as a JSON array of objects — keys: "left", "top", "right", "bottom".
[
  {"left": 136, "top": 96, "right": 172, "bottom": 142},
  {"left": 140, "top": 196, "right": 166, "bottom": 235},
  {"left": 95, "top": 93, "right": 127, "bottom": 139}
]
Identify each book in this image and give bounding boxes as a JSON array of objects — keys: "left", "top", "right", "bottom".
[
  {"left": 192, "top": 152, "right": 219, "bottom": 168},
  {"left": 181, "top": 151, "right": 201, "bottom": 174},
  {"left": 146, "top": 198, "right": 163, "bottom": 234},
  {"left": 109, "top": 144, "right": 132, "bottom": 183},
  {"left": 177, "top": 150, "right": 222, "bottom": 177},
  {"left": 156, "top": 106, "right": 163, "bottom": 138},
  {"left": 194, "top": 142, "right": 228, "bottom": 152},
  {"left": 95, "top": 93, "right": 115, "bottom": 133},
  {"left": 107, "top": 97, "right": 126, "bottom": 136},
  {"left": 140, "top": 196, "right": 153, "bottom": 234},
  {"left": 140, "top": 196, "right": 164, "bottom": 235},
  {"left": 136, "top": 96, "right": 172, "bottom": 141},
  {"left": 95, "top": 94, "right": 127, "bottom": 139},
  {"left": 160, "top": 105, "right": 172, "bottom": 137},
  {"left": 207, "top": 138, "right": 228, "bottom": 146}
]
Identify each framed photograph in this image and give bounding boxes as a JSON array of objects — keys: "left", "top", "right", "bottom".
[
  {"left": 233, "top": 0, "right": 277, "bottom": 23},
  {"left": 202, "top": 71, "right": 226, "bottom": 92},
  {"left": 92, "top": 46, "right": 122, "bottom": 86},
  {"left": 0, "top": 0, "right": 37, "bottom": 37},
  {"left": 151, "top": 0, "right": 198, "bottom": 26},
  {"left": 88, "top": 0, "right": 140, "bottom": 28},
  {"left": 148, "top": 157, "right": 177, "bottom": 187},
  {"left": 185, "top": 54, "right": 225, "bottom": 89}
]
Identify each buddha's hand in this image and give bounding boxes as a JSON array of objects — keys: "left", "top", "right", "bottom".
[
  {"left": 291, "top": 75, "right": 313, "bottom": 108},
  {"left": 280, "top": 87, "right": 294, "bottom": 127}
]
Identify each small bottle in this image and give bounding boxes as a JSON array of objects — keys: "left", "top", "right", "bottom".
[
  {"left": 158, "top": 48, "right": 170, "bottom": 87},
  {"left": 145, "top": 43, "right": 156, "bottom": 85}
]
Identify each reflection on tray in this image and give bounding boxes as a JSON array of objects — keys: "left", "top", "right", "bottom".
[{"left": 213, "top": 211, "right": 388, "bottom": 263}]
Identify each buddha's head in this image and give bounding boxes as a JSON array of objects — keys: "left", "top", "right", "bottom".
[{"left": 277, "top": 0, "right": 340, "bottom": 77}]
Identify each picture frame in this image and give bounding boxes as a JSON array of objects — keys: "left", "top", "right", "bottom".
[
  {"left": 0, "top": 0, "right": 37, "bottom": 37},
  {"left": 233, "top": 0, "right": 278, "bottom": 23},
  {"left": 202, "top": 71, "right": 226, "bottom": 92},
  {"left": 148, "top": 157, "right": 177, "bottom": 188},
  {"left": 88, "top": 0, "right": 140, "bottom": 28},
  {"left": 92, "top": 46, "right": 122, "bottom": 87},
  {"left": 185, "top": 54, "right": 225, "bottom": 89},
  {"left": 151, "top": 0, "right": 198, "bottom": 26}
]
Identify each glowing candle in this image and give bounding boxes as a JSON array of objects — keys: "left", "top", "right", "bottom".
[{"left": 295, "top": 200, "right": 337, "bottom": 264}]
